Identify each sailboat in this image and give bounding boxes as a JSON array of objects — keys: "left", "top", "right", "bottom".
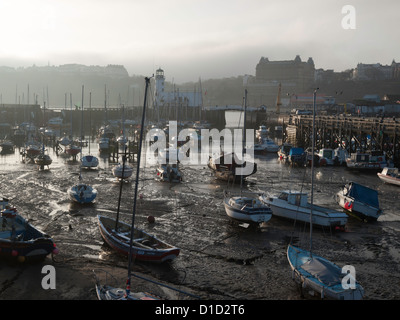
[
  {"left": 81, "top": 92, "right": 99, "bottom": 169},
  {"left": 223, "top": 90, "right": 272, "bottom": 225},
  {"left": 68, "top": 86, "right": 98, "bottom": 204},
  {"left": 35, "top": 102, "right": 52, "bottom": 170},
  {"left": 97, "top": 76, "right": 180, "bottom": 264},
  {"left": 287, "top": 89, "right": 364, "bottom": 300}
]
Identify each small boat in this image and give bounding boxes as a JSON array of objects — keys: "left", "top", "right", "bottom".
[
  {"left": 68, "top": 86, "right": 98, "bottom": 205},
  {"left": 68, "top": 182, "right": 97, "bottom": 204},
  {"left": 224, "top": 190, "right": 272, "bottom": 224},
  {"left": 156, "top": 164, "right": 182, "bottom": 182},
  {"left": 81, "top": 155, "right": 99, "bottom": 168},
  {"left": 0, "top": 140, "right": 14, "bottom": 154},
  {"left": 346, "top": 151, "right": 386, "bottom": 171},
  {"left": 98, "top": 215, "right": 180, "bottom": 263},
  {"left": 287, "top": 245, "right": 364, "bottom": 300},
  {"left": 277, "top": 143, "right": 292, "bottom": 161},
  {"left": 112, "top": 163, "right": 133, "bottom": 179},
  {"left": 208, "top": 152, "right": 257, "bottom": 183},
  {"left": 0, "top": 197, "right": 59, "bottom": 261},
  {"left": 333, "top": 147, "right": 348, "bottom": 166},
  {"left": 318, "top": 148, "right": 335, "bottom": 166},
  {"left": 58, "top": 136, "right": 71, "bottom": 146},
  {"left": 98, "top": 137, "right": 110, "bottom": 153},
  {"left": 34, "top": 153, "right": 52, "bottom": 169},
  {"left": 377, "top": 167, "right": 400, "bottom": 186},
  {"left": 25, "top": 143, "right": 41, "bottom": 157},
  {"left": 65, "top": 144, "right": 81, "bottom": 156},
  {"left": 260, "top": 191, "right": 348, "bottom": 228},
  {"left": 255, "top": 125, "right": 268, "bottom": 140},
  {"left": 288, "top": 147, "right": 306, "bottom": 167},
  {"left": 335, "top": 182, "right": 382, "bottom": 221}
]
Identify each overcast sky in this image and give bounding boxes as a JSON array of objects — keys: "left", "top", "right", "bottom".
[{"left": 0, "top": 0, "right": 399, "bottom": 83}]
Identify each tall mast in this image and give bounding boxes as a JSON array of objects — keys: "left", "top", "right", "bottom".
[
  {"left": 126, "top": 76, "right": 152, "bottom": 296},
  {"left": 309, "top": 88, "right": 318, "bottom": 257}
]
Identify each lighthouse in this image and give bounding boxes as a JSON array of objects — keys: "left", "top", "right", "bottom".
[{"left": 154, "top": 68, "right": 165, "bottom": 108}]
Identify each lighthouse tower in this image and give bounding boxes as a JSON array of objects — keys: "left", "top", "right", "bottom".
[{"left": 154, "top": 68, "right": 165, "bottom": 108}]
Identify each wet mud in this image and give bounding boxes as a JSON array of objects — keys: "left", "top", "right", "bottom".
[{"left": 1, "top": 145, "right": 400, "bottom": 300}]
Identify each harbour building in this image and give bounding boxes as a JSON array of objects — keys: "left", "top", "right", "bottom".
[{"left": 244, "top": 55, "right": 315, "bottom": 110}]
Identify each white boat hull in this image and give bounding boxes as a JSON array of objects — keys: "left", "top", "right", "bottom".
[
  {"left": 224, "top": 194, "right": 272, "bottom": 224},
  {"left": 260, "top": 194, "right": 347, "bottom": 228}
]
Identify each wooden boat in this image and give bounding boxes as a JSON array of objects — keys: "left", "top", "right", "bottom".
[
  {"left": 259, "top": 191, "right": 347, "bottom": 228},
  {"left": 377, "top": 167, "right": 400, "bottom": 186},
  {"left": 98, "top": 77, "right": 180, "bottom": 264},
  {"left": 98, "top": 215, "right": 180, "bottom": 263},
  {"left": 335, "top": 182, "right": 382, "bottom": 221},
  {"left": 287, "top": 90, "right": 363, "bottom": 300},
  {"left": 0, "top": 197, "right": 58, "bottom": 261},
  {"left": 208, "top": 152, "right": 257, "bottom": 183},
  {"left": 287, "top": 245, "right": 364, "bottom": 300}
]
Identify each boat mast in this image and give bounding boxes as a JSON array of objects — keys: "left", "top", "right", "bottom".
[
  {"left": 240, "top": 89, "right": 248, "bottom": 196},
  {"left": 309, "top": 88, "right": 318, "bottom": 257},
  {"left": 126, "top": 76, "right": 152, "bottom": 295},
  {"left": 79, "top": 85, "right": 84, "bottom": 180}
]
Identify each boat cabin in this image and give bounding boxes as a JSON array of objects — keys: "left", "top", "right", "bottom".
[
  {"left": 381, "top": 167, "right": 399, "bottom": 177},
  {"left": 278, "top": 191, "right": 308, "bottom": 207}
]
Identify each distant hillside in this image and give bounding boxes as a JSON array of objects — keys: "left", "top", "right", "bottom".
[{"left": 0, "top": 64, "right": 399, "bottom": 110}]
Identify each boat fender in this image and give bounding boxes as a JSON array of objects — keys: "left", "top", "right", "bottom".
[{"left": 11, "top": 250, "right": 18, "bottom": 257}]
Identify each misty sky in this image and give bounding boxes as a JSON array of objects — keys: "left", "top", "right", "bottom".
[{"left": 0, "top": 0, "right": 399, "bottom": 83}]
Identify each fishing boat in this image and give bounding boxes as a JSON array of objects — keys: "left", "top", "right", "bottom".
[
  {"left": 259, "top": 190, "right": 347, "bottom": 228},
  {"left": 377, "top": 167, "right": 400, "bottom": 186},
  {"left": 317, "top": 148, "right": 335, "bottom": 166},
  {"left": 208, "top": 152, "right": 257, "bottom": 183},
  {"left": 0, "top": 196, "right": 59, "bottom": 261},
  {"left": 287, "top": 90, "right": 364, "bottom": 300},
  {"left": 98, "top": 76, "right": 180, "bottom": 264},
  {"left": 288, "top": 147, "right": 306, "bottom": 167},
  {"left": 345, "top": 151, "right": 386, "bottom": 171},
  {"left": 277, "top": 143, "right": 292, "bottom": 161},
  {"left": 67, "top": 86, "right": 98, "bottom": 204},
  {"left": 335, "top": 182, "right": 382, "bottom": 221}
]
